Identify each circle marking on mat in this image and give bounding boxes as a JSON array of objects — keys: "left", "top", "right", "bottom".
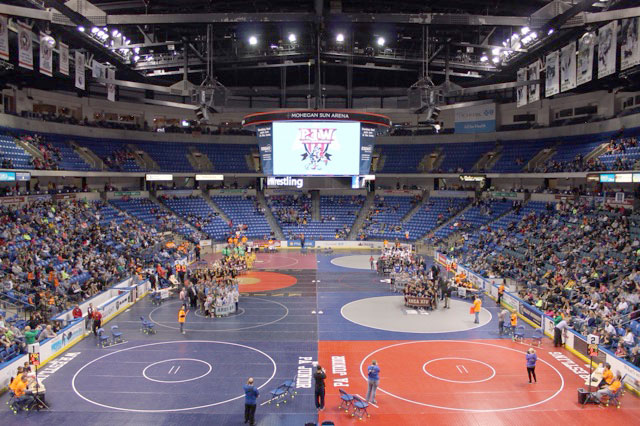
[
  {"left": 149, "top": 297, "right": 288, "bottom": 332},
  {"left": 72, "top": 340, "right": 277, "bottom": 413},
  {"left": 359, "top": 340, "right": 564, "bottom": 412}
]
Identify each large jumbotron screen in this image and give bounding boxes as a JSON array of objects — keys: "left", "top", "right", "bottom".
[{"left": 257, "top": 121, "right": 375, "bottom": 176}]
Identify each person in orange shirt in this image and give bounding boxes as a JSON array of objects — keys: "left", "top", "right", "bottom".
[
  {"left": 178, "top": 304, "right": 188, "bottom": 335},
  {"left": 592, "top": 372, "right": 622, "bottom": 404},
  {"left": 498, "top": 284, "right": 505, "bottom": 305},
  {"left": 473, "top": 295, "right": 482, "bottom": 324},
  {"left": 598, "top": 363, "right": 614, "bottom": 388},
  {"left": 9, "top": 375, "right": 33, "bottom": 412}
]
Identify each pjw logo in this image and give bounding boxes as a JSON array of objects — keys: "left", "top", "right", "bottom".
[{"left": 297, "top": 128, "right": 336, "bottom": 171}]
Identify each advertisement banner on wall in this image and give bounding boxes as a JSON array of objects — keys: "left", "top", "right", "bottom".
[
  {"left": 518, "top": 302, "right": 542, "bottom": 328},
  {"left": 545, "top": 50, "right": 560, "bottom": 97},
  {"left": 560, "top": 42, "right": 577, "bottom": 92},
  {"left": 0, "top": 15, "right": 9, "bottom": 61},
  {"left": 598, "top": 20, "right": 617, "bottom": 79},
  {"left": 502, "top": 292, "right": 520, "bottom": 312},
  {"left": 454, "top": 103, "right": 496, "bottom": 133},
  {"left": 577, "top": 33, "right": 595, "bottom": 86},
  {"left": 17, "top": 22, "right": 33, "bottom": 70},
  {"left": 516, "top": 68, "right": 528, "bottom": 107},
  {"left": 39, "top": 32, "right": 53, "bottom": 77},
  {"left": 620, "top": 17, "right": 640, "bottom": 70},
  {"left": 59, "top": 41, "right": 69, "bottom": 76},
  {"left": 527, "top": 61, "right": 540, "bottom": 103}
]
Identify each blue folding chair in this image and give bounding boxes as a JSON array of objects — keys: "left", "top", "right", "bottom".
[
  {"left": 97, "top": 328, "right": 109, "bottom": 347},
  {"left": 338, "top": 389, "right": 354, "bottom": 413},
  {"left": 140, "top": 316, "right": 156, "bottom": 334},
  {"left": 111, "top": 325, "right": 124, "bottom": 344},
  {"left": 531, "top": 328, "right": 543, "bottom": 346},
  {"left": 513, "top": 325, "right": 525, "bottom": 342},
  {"left": 351, "top": 395, "right": 370, "bottom": 420}
]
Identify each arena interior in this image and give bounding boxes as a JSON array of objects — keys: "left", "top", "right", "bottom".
[{"left": 1, "top": 0, "right": 640, "bottom": 425}]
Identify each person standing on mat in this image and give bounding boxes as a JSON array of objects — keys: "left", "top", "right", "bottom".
[
  {"left": 314, "top": 364, "right": 326, "bottom": 411},
  {"left": 526, "top": 348, "right": 537, "bottom": 383},
  {"left": 178, "top": 304, "right": 188, "bottom": 335},
  {"left": 473, "top": 295, "right": 482, "bottom": 324},
  {"left": 369, "top": 255, "right": 375, "bottom": 270},
  {"left": 498, "top": 308, "right": 508, "bottom": 335},
  {"left": 243, "top": 377, "right": 259, "bottom": 425},
  {"left": 366, "top": 360, "right": 380, "bottom": 404},
  {"left": 92, "top": 309, "right": 102, "bottom": 336}
]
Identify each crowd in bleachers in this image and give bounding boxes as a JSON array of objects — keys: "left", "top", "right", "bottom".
[
  {"left": 360, "top": 195, "right": 422, "bottom": 240},
  {"left": 268, "top": 194, "right": 312, "bottom": 226},
  {"left": 0, "top": 198, "right": 194, "bottom": 364},
  {"left": 446, "top": 198, "right": 640, "bottom": 361}
]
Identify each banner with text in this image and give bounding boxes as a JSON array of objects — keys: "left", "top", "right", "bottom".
[
  {"left": 39, "top": 32, "right": 53, "bottom": 77},
  {"left": 545, "top": 50, "right": 560, "bottom": 97},
  {"left": 0, "top": 15, "right": 8, "bottom": 61},
  {"left": 577, "top": 34, "right": 595, "bottom": 86},
  {"left": 59, "top": 41, "right": 69, "bottom": 76},
  {"left": 454, "top": 103, "right": 496, "bottom": 133},
  {"left": 75, "top": 51, "right": 85, "bottom": 90},
  {"left": 527, "top": 61, "right": 540, "bottom": 103},
  {"left": 17, "top": 22, "right": 33, "bottom": 70},
  {"left": 516, "top": 68, "right": 528, "bottom": 107},
  {"left": 560, "top": 42, "right": 576, "bottom": 92},
  {"left": 598, "top": 21, "right": 617, "bottom": 79},
  {"left": 621, "top": 17, "right": 640, "bottom": 71}
]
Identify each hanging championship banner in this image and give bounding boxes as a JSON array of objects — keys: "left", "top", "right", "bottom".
[
  {"left": 92, "top": 60, "right": 106, "bottom": 79},
  {"left": 17, "top": 22, "right": 33, "bottom": 70},
  {"left": 516, "top": 67, "right": 527, "bottom": 107},
  {"left": 560, "top": 42, "right": 576, "bottom": 92},
  {"left": 545, "top": 50, "right": 560, "bottom": 97},
  {"left": 598, "top": 21, "right": 617, "bottom": 79},
  {"left": 75, "top": 51, "right": 85, "bottom": 90},
  {"left": 59, "top": 42, "right": 69, "bottom": 76},
  {"left": 577, "top": 33, "right": 595, "bottom": 86},
  {"left": 621, "top": 17, "right": 640, "bottom": 70},
  {"left": 107, "top": 68, "right": 116, "bottom": 102},
  {"left": 0, "top": 15, "right": 9, "bottom": 61},
  {"left": 527, "top": 60, "right": 540, "bottom": 103},
  {"left": 39, "top": 33, "right": 53, "bottom": 77}
]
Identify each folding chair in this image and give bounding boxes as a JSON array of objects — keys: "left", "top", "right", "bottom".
[
  {"left": 531, "top": 328, "right": 543, "bottom": 346},
  {"left": 267, "top": 383, "right": 290, "bottom": 407},
  {"left": 139, "top": 317, "right": 156, "bottom": 334},
  {"left": 351, "top": 395, "right": 370, "bottom": 420},
  {"left": 111, "top": 325, "right": 124, "bottom": 344},
  {"left": 97, "top": 328, "right": 110, "bottom": 347},
  {"left": 338, "top": 389, "right": 354, "bottom": 413},
  {"left": 513, "top": 325, "right": 525, "bottom": 342}
]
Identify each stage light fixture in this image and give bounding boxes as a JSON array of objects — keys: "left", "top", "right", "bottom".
[
  {"left": 377, "top": 37, "right": 385, "bottom": 46},
  {"left": 336, "top": 33, "right": 344, "bottom": 42},
  {"left": 249, "top": 35, "right": 258, "bottom": 45},
  {"left": 288, "top": 33, "right": 296, "bottom": 43}
]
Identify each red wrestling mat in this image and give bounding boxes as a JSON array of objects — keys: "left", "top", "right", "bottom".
[
  {"left": 237, "top": 271, "right": 297, "bottom": 292},
  {"left": 318, "top": 339, "right": 640, "bottom": 425},
  {"left": 251, "top": 252, "right": 317, "bottom": 270}
]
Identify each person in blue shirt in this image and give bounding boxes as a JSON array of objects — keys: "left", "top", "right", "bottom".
[
  {"left": 366, "top": 360, "right": 380, "bottom": 404},
  {"left": 526, "top": 348, "right": 537, "bottom": 384},
  {"left": 243, "top": 377, "right": 259, "bottom": 425}
]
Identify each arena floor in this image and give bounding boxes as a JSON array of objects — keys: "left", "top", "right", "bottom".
[{"left": 5, "top": 250, "right": 640, "bottom": 425}]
